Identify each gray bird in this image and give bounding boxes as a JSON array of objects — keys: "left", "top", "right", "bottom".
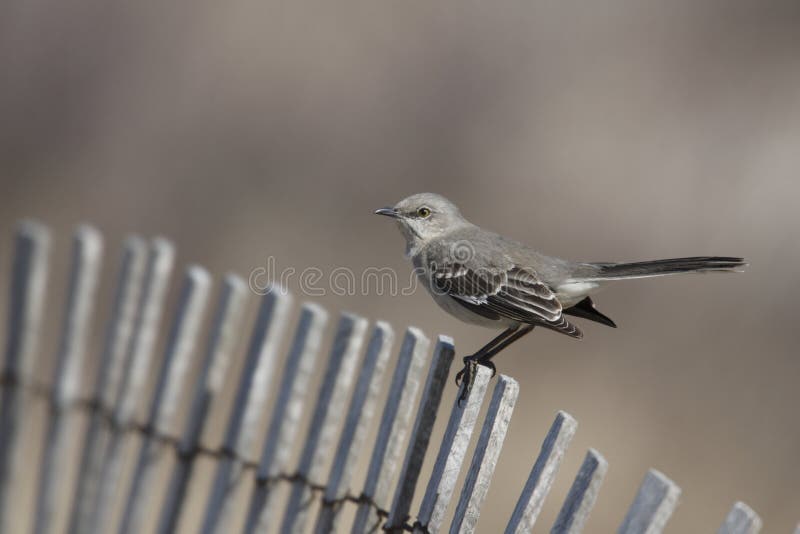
[{"left": 375, "top": 192, "right": 745, "bottom": 400}]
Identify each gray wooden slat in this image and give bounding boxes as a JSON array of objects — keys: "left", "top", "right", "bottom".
[
  {"left": 384, "top": 336, "right": 455, "bottom": 533},
  {"left": 89, "top": 238, "right": 176, "bottom": 533},
  {"left": 450, "top": 375, "right": 519, "bottom": 534},
  {"left": 241, "top": 302, "right": 329, "bottom": 534},
  {"left": 717, "top": 502, "right": 762, "bottom": 534},
  {"left": 617, "top": 469, "right": 681, "bottom": 534},
  {"left": 67, "top": 236, "right": 147, "bottom": 534},
  {"left": 280, "top": 312, "right": 369, "bottom": 534},
  {"left": 0, "top": 221, "right": 51, "bottom": 533},
  {"left": 200, "top": 287, "right": 294, "bottom": 534},
  {"left": 551, "top": 449, "right": 608, "bottom": 534},
  {"left": 313, "top": 322, "right": 395, "bottom": 534},
  {"left": 156, "top": 274, "right": 250, "bottom": 534},
  {"left": 351, "top": 327, "right": 430, "bottom": 534},
  {"left": 49, "top": 226, "right": 104, "bottom": 406},
  {"left": 118, "top": 266, "right": 212, "bottom": 534},
  {"left": 33, "top": 225, "right": 103, "bottom": 534},
  {"left": 414, "top": 365, "right": 493, "bottom": 534},
  {"left": 505, "top": 411, "right": 578, "bottom": 534}
]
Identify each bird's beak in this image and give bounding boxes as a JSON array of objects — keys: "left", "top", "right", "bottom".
[{"left": 374, "top": 207, "right": 401, "bottom": 218}]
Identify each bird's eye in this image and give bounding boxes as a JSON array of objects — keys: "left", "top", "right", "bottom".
[{"left": 417, "top": 207, "right": 431, "bottom": 218}]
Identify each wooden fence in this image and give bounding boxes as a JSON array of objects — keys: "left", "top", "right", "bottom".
[{"left": 0, "top": 221, "right": 791, "bottom": 533}]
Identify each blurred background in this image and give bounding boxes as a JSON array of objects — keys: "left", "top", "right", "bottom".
[{"left": 1, "top": 0, "right": 799, "bottom": 532}]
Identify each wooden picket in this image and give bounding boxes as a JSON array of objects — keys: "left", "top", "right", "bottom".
[
  {"left": 0, "top": 221, "right": 50, "bottom": 534},
  {"left": 35, "top": 226, "right": 103, "bottom": 534},
  {"left": 0, "top": 221, "right": 790, "bottom": 534}
]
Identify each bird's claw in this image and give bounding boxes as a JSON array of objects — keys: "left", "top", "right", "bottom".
[
  {"left": 455, "top": 356, "right": 496, "bottom": 407},
  {"left": 454, "top": 355, "right": 474, "bottom": 386},
  {"left": 456, "top": 360, "right": 475, "bottom": 407}
]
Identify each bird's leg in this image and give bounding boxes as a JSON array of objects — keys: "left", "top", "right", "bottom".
[
  {"left": 455, "top": 327, "right": 518, "bottom": 386},
  {"left": 476, "top": 324, "right": 535, "bottom": 366},
  {"left": 455, "top": 326, "right": 521, "bottom": 405}
]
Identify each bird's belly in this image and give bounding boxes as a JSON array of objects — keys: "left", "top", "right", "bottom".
[{"left": 427, "top": 288, "right": 515, "bottom": 329}]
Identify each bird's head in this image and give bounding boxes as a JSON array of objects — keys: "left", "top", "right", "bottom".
[{"left": 375, "top": 192, "right": 469, "bottom": 254}]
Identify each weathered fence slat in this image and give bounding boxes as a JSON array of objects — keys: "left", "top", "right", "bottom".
[
  {"left": 314, "top": 322, "right": 395, "bottom": 533},
  {"left": 450, "top": 375, "right": 519, "bottom": 534},
  {"left": 505, "top": 411, "right": 578, "bottom": 534},
  {"left": 0, "top": 221, "right": 51, "bottom": 533},
  {"left": 33, "top": 225, "right": 103, "bottom": 534},
  {"left": 67, "top": 236, "right": 147, "bottom": 534},
  {"left": 617, "top": 469, "right": 681, "bottom": 534},
  {"left": 351, "top": 328, "right": 431, "bottom": 534},
  {"left": 89, "top": 238, "right": 176, "bottom": 533},
  {"left": 415, "top": 365, "right": 493, "bottom": 534},
  {"left": 200, "top": 288, "right": 293, "bottom": 534},
  {"left": 385, "top": 336, "right": 455, "bottom": 532},
  {"left": 280, "top": 312, "right": 369, "bottom": 534},
  {"left": 717, "top": 501, "right": 762, "bottom": 534},
  {"left": 118, "top": 266, "right": 212, "bottom": 534},
  {"left": 240, "top": 302, "right": 329, "bottom": 534},
  {"left": 156, "top": 274, "right": 250, "bottom": 534},
  {"left": 551, "top": 449, "right": 608, "bottom": 534}
]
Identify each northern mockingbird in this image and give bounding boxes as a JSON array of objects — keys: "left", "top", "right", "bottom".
[{"left": 375, "top": 192, "right": 745, "bottom": 401}]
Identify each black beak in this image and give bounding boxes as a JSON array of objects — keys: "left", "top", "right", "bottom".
[{"left": 374, "top": 207, "right": 400, "bottom": 218}]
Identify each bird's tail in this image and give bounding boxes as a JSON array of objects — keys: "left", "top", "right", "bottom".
[{"left": 585, "top": 256, "right": 746, "bottom": 281}]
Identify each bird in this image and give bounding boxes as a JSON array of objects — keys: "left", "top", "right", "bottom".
[{"left": 374, "top": 192, "right": 746, "bottom": 402}]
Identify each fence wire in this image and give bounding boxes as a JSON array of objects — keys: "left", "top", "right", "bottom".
[{"left": 0, "top": 371, "right": 406, "bottom": 530}]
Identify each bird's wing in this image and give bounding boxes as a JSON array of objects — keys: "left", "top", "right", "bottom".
[{"left": 429, "top": 262, "right": 583, "bottom": 338}]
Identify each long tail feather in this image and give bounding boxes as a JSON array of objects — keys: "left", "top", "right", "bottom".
[{"left": 588, "top": 256, "right": 746, "bottom": 280}]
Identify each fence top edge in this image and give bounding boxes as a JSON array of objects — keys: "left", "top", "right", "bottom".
[
  {"left": 185, "top": 265, "right": 212, "bottom": 285},
  {"left": 585, "top": 448, "right": 609, "bottom": 468},
  {"left": 16, "top": 219, "right": 51, "bottom": 243},
  {"left": 298, "top": 300, "right": 329, "bottom": 319},
  {"left": 497, "top": 374, "right": 519, "bottom": 387},
  {"left": 404, "top": 325, "right": 429, "bottom": 342},
  {"left": 221, "top": 272, "right": 247, "bottom": 291},
  {"left": 338, "top": 310, "right": 368, "bottom": 324},
  {"left": 729, "top": 501, "right": 761, "bottom": 522},
  {"left": 73, "top": 224, "right": 103, "bottom": 248},
  {"left": 149, "top": 236, "right": 175, "bottom": 251},
  {"left": 435, "top": 334, "right": 455, "bottom": 348},
  {"left": 555, "top": 410, "right": 578, "bottom": 427},
  {"left": 373, "top": 320, "right": 394, "bottom": 336},
  {"left": 644, "top": 468, "right": 681, "bottom": 494}
]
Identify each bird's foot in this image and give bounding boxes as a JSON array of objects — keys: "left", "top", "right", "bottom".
[{"left": 455, "top": 356, "right": 496, "bottom": 406}]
